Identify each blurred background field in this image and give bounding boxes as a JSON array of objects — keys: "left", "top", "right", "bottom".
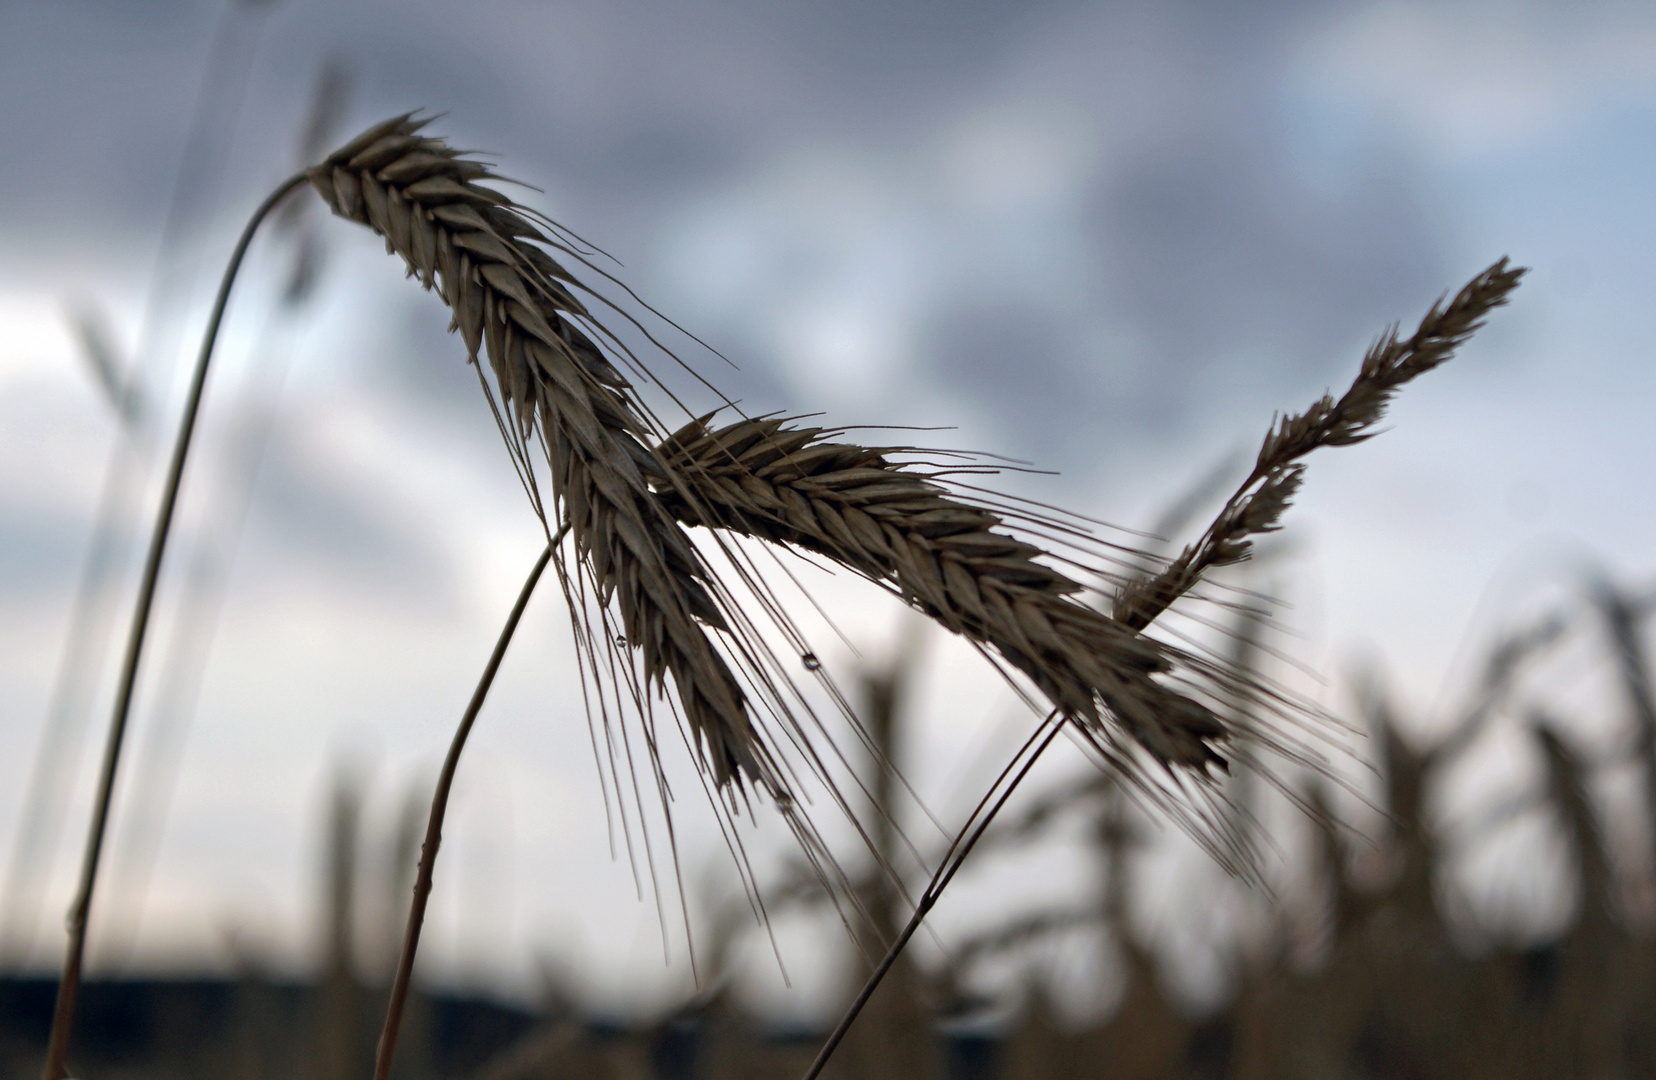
[{"left": 3, "top": 1, "right": 1655, "bottom": 1077}]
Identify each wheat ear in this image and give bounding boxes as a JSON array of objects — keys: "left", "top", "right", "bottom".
[
  {"left": 1114, "top": 258, "right": 1525, "bottom": 630},
  {"left": 652, "top": 417, "right": 1230, "bottom": 772},
  {"left": 306, "top": 115, "right": 775, "bottom": 793}
]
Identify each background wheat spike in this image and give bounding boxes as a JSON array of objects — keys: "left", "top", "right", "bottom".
[{"left": 306, "top": 113, "right": 778, "bottom": 794}]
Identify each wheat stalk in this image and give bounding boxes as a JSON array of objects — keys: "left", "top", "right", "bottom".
[
  {"left": 651, "top": 416, "right": 1231, "bottom": 772},
  {"left": 376, "top": 541, "right": 555, "bottom": 1080},
  {"left": 40, "top": 172, "right": 311, "bottom": 1080}
]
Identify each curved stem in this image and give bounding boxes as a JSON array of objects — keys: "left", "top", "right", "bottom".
[
  {"left": 41, "top": 171, "right": 309, "bottom": 1080},
  {"left": 373, "top": 536, "right": 560, "bottom": 1080},
  {"left": 801, "top": 715, "right": 1066, "bottom": 1080}
]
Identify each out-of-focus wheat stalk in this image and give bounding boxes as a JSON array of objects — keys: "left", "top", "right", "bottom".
[{"left": 4, "top": 0, "right": 275, "bottom": 972}]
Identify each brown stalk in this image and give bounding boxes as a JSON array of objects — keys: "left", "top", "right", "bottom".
[
  {"left": 41, "top": 171, "right": 310, "bottom": 1080},
  {"left": 1589, "top": 580, "right": 1656, "bottom": 869},
  {"left": 374, "top": 539, "right": 557, "bottom": 1080},
  {"left": 1531, "top": 717, "right": 1615, "bottom": 930},
  {"left": 801, "top": 714, "right": 1068, "bottom": 1080}
]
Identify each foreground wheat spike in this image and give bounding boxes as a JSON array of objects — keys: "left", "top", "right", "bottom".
[
  {"left": 1114, "top": 258, "right": 1525, "bottom": 631},
  {"left": 306, "top": 114, "right": 774, "bottom": 792},
  {"left": 652, "top": 417, "right": 1229, "bottom": 771}
]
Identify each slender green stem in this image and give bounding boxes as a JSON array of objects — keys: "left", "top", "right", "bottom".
[
  {"left": 373, "top": 536, "right": 561, "bottom": 1080},
  {"left": 40, "top": 171, "right": 310, "bottom": 1080}
]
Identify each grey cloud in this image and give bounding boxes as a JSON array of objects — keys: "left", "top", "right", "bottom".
[
  {"left": 370, "top": 290, "right": 483, "bottom": 417},
  {"left": 3, "top": 0, "right": 1447, "bottom": 480},
  {"left": 894, "top": 0, "right": 1442, "bottom": 465},
  {"left": 239, "top": 424, "right": 456, "bottom": 608},
  {"left": 922, "top": 301, "right": 1098, "bottom": 462},
  {"left": 1086, "top": 135, "right": 1442, "bottom": 427}
]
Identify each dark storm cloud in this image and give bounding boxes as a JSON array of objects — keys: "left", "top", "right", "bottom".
[
  {"left": 884, "top": 2, "right": 1445, "bottom": 462},
  {"left": 0, "top": 2, "right": 261, "bottom": 244},
  {"left": 924, "top": 301, "right": 1089, "bottom": 430},
  {"left": 1, "top": 0, "right": 1444, "bottom": 475},
  {"left": 1085, "top": 131, "right": 1442, "bottom": 428},
  {"left": 0, "top": 437, "right": 454, "bottom": 609},
  {"left": 369, "top": 287, "right": 481, "bottom": 416}
]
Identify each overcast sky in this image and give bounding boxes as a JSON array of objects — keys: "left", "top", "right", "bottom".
[{"left": 3, "top": 0, "right": 1655, "bottom": 1018}]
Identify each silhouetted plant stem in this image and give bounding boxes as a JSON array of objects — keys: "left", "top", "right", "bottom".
[
  {"left": 802, "top": 713, "right": 1066, "bottom": 1080},
  {"left": 373, "top": 537, "right": 560, "bottom": 1080},
  {"left": 41, "top": 171, "right": 310, "bottom": 1080}
]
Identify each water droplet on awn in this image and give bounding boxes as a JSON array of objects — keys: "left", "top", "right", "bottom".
[{"left": 802, "top": 653, "right": 821, "bottom": 671}]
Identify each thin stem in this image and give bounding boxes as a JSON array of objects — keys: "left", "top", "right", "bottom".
[
  {"left": 373, "top": 536, "right": 561, "bottom": 1080},
  {"left": 41, "top": 171, "right": 309, "bottom": 1080},
  {"left": 801, "top": 715, "right": 1066, "bottom": 1080}
]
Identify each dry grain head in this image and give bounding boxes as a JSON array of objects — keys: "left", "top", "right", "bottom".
[
  {"left": 1114, "top": 258, "right": 1524, "bottom": 632},
  {"left": 651, "top": 416, "right": 1231, "bottom": 773},
  {"left": 306, "top": 114, "right": 773, "bottom": 793},
  {"left": 303, "top": 116, "right": 1269, "bottom": 790}
]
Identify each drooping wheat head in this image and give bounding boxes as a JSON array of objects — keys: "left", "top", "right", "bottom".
[
  {"left": 651, "top": 416, "right": 1231, "bottom": 772},
  {"left": 306, "top": 114, "right": 782, "bottom": 798}
]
